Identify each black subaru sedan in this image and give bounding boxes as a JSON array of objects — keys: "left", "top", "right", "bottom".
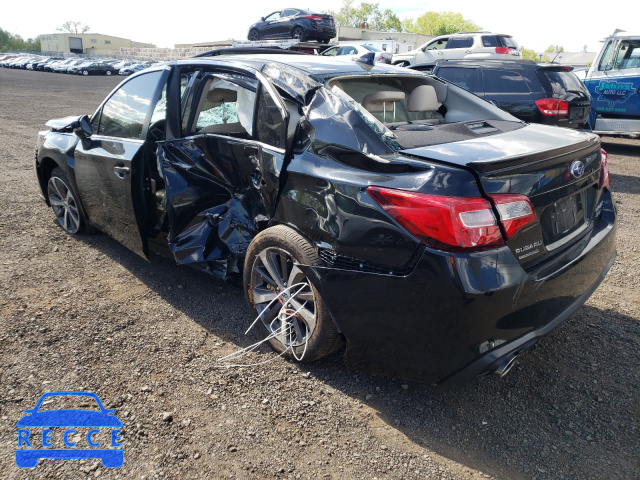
[{"left": 34, "top": 54, "right": 616, "bottom": 383}]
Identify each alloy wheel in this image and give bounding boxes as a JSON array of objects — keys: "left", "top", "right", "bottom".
[
  {"left": 250, "top": 247, "right": 317, "bottom": 348},
  {"left": 47, "top": 176, "right": 80, "bottom": 234}
]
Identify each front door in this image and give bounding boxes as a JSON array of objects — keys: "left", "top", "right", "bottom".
[
  {"left": 74, "top": 69, "right": 169, "bottom": 258},
  {"left": 585, "top": 38, "right": 640, "bottom": 118}
]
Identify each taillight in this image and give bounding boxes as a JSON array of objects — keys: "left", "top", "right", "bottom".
[
  {"left": 599, "top": 148, "right": 610, "bottom": 189},
  {"left": 367, "top": 187, "right": 537, "bottom": 250},
  {"left": 304, "top": 14, "right": 323, "bottom": 21},
  {"left": 377, "top": 54, "right": 384, "bottom": 62},
  {"left": 367, "top": 187, "right": 503, "bottom": 250},
  {"left": 488, "top": 194, "right": 537, "bottom": 239},
  {"left": 535, "top": 98, "right": 569, "bottom": 116},
  {"left": 495, "top": 46, "right": 510, "bottom": 54}
]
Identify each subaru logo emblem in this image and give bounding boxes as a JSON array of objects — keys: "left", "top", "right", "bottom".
[{"left": 570, "top": 161, "right": 585, "bottom": 178}]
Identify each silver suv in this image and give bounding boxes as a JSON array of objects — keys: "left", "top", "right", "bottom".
[{"left": 392, "top": 32, "right": 521, "bottom": 66}]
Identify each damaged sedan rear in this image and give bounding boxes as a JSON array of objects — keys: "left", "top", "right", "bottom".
[{"left": 34, "top": 54, "right": 616, "bottom": 383}]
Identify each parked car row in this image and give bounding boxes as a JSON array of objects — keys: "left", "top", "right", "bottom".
[{"left": 0, "top": 54, "right": 158, "bottom": 76}]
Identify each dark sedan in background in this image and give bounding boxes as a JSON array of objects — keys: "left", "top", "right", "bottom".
[
  {"left": 412, "top": 59, "right": 592, "bottom": 129},
  {"left": 248, "top": 8, "right": 336, "bottom": 43},
  {"left": 34, "top": 53, "right": 615, "bottom": 384}
]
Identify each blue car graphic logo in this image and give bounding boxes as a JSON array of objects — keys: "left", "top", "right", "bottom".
[{"left": 15, "top": 391, "right": 123, "bottom": 468}]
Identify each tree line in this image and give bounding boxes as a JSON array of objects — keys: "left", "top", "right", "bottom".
[
  {"left": 0, "top": 27, "right": 40, "bottom": 52},
  {"left": 327, "top": 1, "right": 563, "bottom": 60}
]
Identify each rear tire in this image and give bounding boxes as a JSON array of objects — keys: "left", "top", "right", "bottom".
[
  {"left": 244, "top": 225, "right": 342, "bottom": 362},
  {"left": 82, "top": 70, "right": 88, "bottom": 76},
  {"left": 321, "top": 38, "right": 331, "bottom": 44},
  {"left": 106, "top": 70, "right": 112, "bottom": 76},
  {"left": 292, "top": 27, "right": 306, "bottom": 42}
]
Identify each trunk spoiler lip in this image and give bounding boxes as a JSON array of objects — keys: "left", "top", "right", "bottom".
[{"left": 400, "top": 137, "right": 600, "bottom": 174}]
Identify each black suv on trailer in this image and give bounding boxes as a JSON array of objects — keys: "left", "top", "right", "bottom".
[{"left": 412, "top": 60, "right": 592, "bottom": 129}]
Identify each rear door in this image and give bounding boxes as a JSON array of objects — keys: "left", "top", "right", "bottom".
[
  {"left": 74, "top": 68, "right": 170, "bottom": 258},
  {"left": 158, "top": 69, "right": 290, "bottom": 267},
  {"left": 443, "top": 36, "right": 474, "bottom": 60}
]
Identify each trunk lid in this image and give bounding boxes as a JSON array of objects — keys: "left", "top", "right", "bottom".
[{"left": 400, "top": 124, "right": 603, "bottom": 267}]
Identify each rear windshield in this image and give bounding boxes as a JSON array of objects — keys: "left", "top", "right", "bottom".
[
  {"left": 362, "top": 45, "right": 382, "bottom": 52},
  {"left": 499, "top": 36, "right": 519, "bottom": 49},
  {"left": 541, "top": 70, "right": 586, "bottom": 96}
]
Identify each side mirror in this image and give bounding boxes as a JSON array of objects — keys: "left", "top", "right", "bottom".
[
  {"left": 73, "top": 114, "right": 93, "bottom": 139},
  {"left": 261, "top": 17, "right": 265, "bottom": 21}
]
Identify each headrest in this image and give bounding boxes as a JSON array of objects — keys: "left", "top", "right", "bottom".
[
  {"left": 207, "top": 88, "right": 237, "bottom": 105},
  {"left": 407, "top": 85, "right": 439, "bottom": 112},
  {"left": 362, "top": 91, "right": 406, "bottom": 113}
]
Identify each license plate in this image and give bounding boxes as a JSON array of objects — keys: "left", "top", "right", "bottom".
[
  {"left": 569, "top": 107, "right": 586, "bottom": 121},
  {"left": 550, "top": 195, "right": 580, "bottom": 235}
]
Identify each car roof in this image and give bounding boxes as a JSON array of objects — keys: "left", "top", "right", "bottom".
[{"left": 178, "top": 54, "right": 406, "bottom": 77}]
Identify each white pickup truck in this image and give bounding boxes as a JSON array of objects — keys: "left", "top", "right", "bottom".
[{"left": 583, "top": 30, "right": 640, "bottom": 137}]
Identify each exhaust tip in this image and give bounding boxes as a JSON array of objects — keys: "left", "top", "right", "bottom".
[{"left": 493, "top": 355, "right": 518, "bottom": 378}]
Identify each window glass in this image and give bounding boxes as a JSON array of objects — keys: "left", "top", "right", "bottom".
[
  {"left": 542, "top": 71, "right": 585, "bottom": 96},
  {"left": 483, "top": 70, "right": 530, "bottom": 93},
  {"left": 362, "top": 45, "right": 381, "bottom": 52},
  {"left": 256, "top": 86, "right": 285, "bottom": 148},
  {"left": 340, "top": 46, "right": 357, "bottom": 55},
  {"left": 447, "top": 37, "right": 473, "bottom": 49},
  {"left": 436, "top": 67, "right": 482, "bottom": 92},
  {"left": 482, "top": 36, "right": 499, "bottom": 47},
  {"left": 500, "top": 36, "right": 518, "bottom": 48},
  {"left": 191, "top": 75, "right": 257, "bottom": 137},
  {"left": 598, "top": 41, "right": 615, "bottom": 71},
  {"left": 265, "top": 12, "right": 281, "bottom": 20},
  {"left": 614, "top": 40, "right": 640, "bottom": 69},
  {"left": 322, "top": 47, "right": 338, "bottom": 56},
  {"left": 282, "top": 9, "right": 297, "bottom": 17},
  {"left": 426, "top": 39, "right": 447, "bottom": 50},
  {"left": 98, "top": 71, "right": 164, "bottom": 139}
]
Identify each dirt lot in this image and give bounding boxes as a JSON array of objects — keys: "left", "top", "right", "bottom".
[{"left": 0, "top": 67, "right": 638, "bottom": 480}]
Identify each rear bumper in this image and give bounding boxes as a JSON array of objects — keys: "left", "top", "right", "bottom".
[
  {"left": 594, "top": 117, "right": 640, "bottom": 137},
  {"left": 305, "top": 190, "right": 617, "bottom": 383}
]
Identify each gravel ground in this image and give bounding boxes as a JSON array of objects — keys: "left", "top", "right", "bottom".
[{"left": 0, "top": 67, "right": 638, "bottom": 480}]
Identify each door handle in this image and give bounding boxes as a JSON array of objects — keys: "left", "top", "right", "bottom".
[{"left": 114, "top": 164, "right": 130, "bottom": 178}]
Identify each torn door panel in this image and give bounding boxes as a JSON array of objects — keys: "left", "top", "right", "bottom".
[{"left": 157, "top": 135, "right": 283, "bottom": 273}]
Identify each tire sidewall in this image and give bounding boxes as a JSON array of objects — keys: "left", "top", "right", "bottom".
[{"left": 243, "top": 226, "right": 337, "bottom": 361}]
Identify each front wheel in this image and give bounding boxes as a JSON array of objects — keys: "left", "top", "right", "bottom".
[
  {"left": 244, "top": 225, "right": 342, "bottom": 362},
  {"left": 248, "top": 29, "right": 260, "bottom": 41},
  {"left": 106, "top": 70, "right": 112, "bottom": 76},
  {"left": 47, "top": 167, "right": 91, "bottom": 234},
  {"left": 292, "top": 27, "right": 306, "bottom": 42},
  {"left": 82, "top": 70, "right": 89, "bottom": 76}
]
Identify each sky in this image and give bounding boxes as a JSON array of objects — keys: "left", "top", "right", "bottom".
[{"left": 2, "top": 0, "right": 639, "bottom": 53}]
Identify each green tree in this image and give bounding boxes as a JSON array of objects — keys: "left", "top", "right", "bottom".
[
  {"left": 0, "top": 27, "right": 40, "bottom": 52},
  {"left": 402, "top": 12, "right": 480, "bottom": 36},
  {"left": 328, "top": 0, "right": 402, "bottom": 32},
  {"left": 521, "top": 47, "right": 550, "bottom": 62},
  {"left": 57, "top": 21, "right": 90, "bottom": 34},
  {"left": 545, "top": 45, "right": 564, "bottom": 53}
]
